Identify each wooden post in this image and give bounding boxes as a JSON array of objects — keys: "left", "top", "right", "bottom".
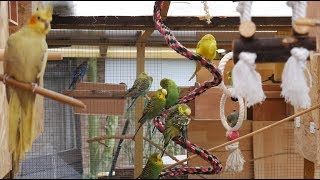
[
  {"left": 300, "top": 1, "right": 320, "bottom": 178},
  {"left": 134, "top": 43, "right": 145, "bottom": 178}
]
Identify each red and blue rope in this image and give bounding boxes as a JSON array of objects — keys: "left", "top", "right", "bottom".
[{"left": 153, "top": 1, "right": 224, "bottom": 177}]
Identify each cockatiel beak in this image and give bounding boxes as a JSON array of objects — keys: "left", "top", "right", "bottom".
[{"left": 45, "top": 20, "right": 50, "bottom": 30}]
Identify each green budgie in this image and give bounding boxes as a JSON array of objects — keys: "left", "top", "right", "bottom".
[
  {"left": 137, "top": 153, "right": 163, "bottom": 179},
  {"left": 132, "top": 88, "right": 167, "bottom": 140},
  {"left": 161, "top": 104, "right": 191, "bottom": 157},
  {"left": 125, "top": 72, "right": 153, "bottom": 111},
  {"left": 160, "top": 78, "right": 180, "bottom": 109}
]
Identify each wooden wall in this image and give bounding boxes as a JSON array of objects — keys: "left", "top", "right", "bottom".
[
  {"left": 0, "top": 1, "right": 11, "bottom": 178},
  {"left": 188, "top": 63, "right": 304, "bottom": 178}
]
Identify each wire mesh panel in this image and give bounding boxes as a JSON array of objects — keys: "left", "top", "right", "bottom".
[{"left": 10, "top": 1, "right": 307, "bottom": 178}]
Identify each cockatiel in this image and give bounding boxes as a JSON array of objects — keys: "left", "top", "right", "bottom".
[
  {"left": 137, "top": 153, "right": 163, "bottom": 179},
  {"left": 132, "top": 88, "right": 167, "bottom": 140},
  {"left": 68, "top": 61, "right": 88, "bottom": 90},
  {"left": 3, "top": 3, "right": 53, "bottom": 173},
  {"left": 189, "top": 34, "right": 217, "bottom": 81},
  {"left": 160, "top": 78, "right": 180, "bottom": 109},
  {"left": 125, "top": 72, "right": 153, "bottom": 111},
  {"left": 161, "top": 104, "right": 191, "bottom": 157}
]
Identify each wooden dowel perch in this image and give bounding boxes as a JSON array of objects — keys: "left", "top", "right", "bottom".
[
  {"left": 0, "top": 49, "right": 63, "bottom": 61},
  {"left": 232, "top": 36, "right": 316, "bottom": 64},
  {"left": 163, "top": 102, "right": 320, "bottom": 171},
  {"left": 0, "top": 74, "right": 86, "bottom": 109},
  {"left": 87, "top": 134, "right": 179, "bottom": 162},
  {"left": 295, "top": 18, "right": 320, "bottom": 26}
]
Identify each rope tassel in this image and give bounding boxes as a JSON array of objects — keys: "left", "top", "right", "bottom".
[
  {"left": 232, "top": 52, "right": 266, "bottom": 107},
  {"left": 281, "top": 47, "right": 312, "bottom": 109}
]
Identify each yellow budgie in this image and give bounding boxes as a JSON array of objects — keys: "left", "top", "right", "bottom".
[
  {"left": 3, "top": 3, "right": 53, "bottom": 174},
  {"left": 189, "top": 34, "right": 217, "bottom": 81}
]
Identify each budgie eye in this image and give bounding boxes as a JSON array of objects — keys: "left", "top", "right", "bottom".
[{"left": 37, "top": 16, "right": 41, "bottom": 20}]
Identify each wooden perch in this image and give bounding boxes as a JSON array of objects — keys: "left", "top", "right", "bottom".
[
  {"left": 295, "top": 18, "right": 320, "bottom": 27},
  {"left": 0, "top": 74, "right": 86, "bottom": 109},
  {"left": 63, "top": 89, "right": 126, "bottom": 98},
  {"left": 0, "top": 49, "right": 63, "bottom": 61},
  {"left": 232, "top": 36, "right": 316, "bottom": 64},
  {"left": 163, "top": 102, "right": 320, "bottom": 171},
  {"left": 87, "top": 134, "right": 179, "bottom": 162}
]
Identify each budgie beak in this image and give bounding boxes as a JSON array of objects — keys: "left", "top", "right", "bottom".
[
  {"left": 185, "top": 108, "right": 191, "bottom": 116},
  {"left": 161, "top": 89, "right": 167, "bottom": 96}
]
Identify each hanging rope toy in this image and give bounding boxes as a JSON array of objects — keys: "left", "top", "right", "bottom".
[
  {"left": 218, "top": 52, "right": 246, "bottom": 172},
  {"left": 281, "top": 47, "right": 312, "bottom": 109},
  {"left": 232, "top": 52, "right": 266, "bottom": 107},
  {"left": 202, "top": 1, "right": 212, "bottom": 24},
  {"left": 236, "top": 1, "right": 256, "bottom": 38},
  {"left": 287, "top": 1, "right": 310, "bottom": 34},
  {"left": 153, "top": 1, "right": 223, "bottom": 177}
]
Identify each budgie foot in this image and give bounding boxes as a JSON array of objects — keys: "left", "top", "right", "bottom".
[
  {"left": 144, "top": 94, "right": 151, "bottom": 101},
  {"left": 31, "top": 82, "right": 39, "bottom": 93},
  {"left": 2, "top": 74, "right": 10, "bottom": 84}
]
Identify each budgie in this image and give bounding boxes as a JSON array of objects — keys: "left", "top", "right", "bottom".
[
  {"left": 227, "top": 71, "right": 233, "bottom": 86},
  {"left": 3, "top": 3, "right": 53, "bottom": 174},
  {"left": 68, "top": 61, "right": 88, "bottom": 90},
  {"left": 132, "top": 88, "right": 167, "bottom": 140},
  {"left": 161, "top": 104, "right": 191, "bottom": 157},
  {"left": 125, "top": 72, "right": 153, "bottom": 111},
  {"left": 189, "top": 34, "right": 217, "bottom": 81},
  {"left": 137, "top": 153, "right": 163, "bottom": 179},
  {"left": 227, "top": 110, "right": 239, "bottom": 128},
  {"left": 160, "top": 78, "right": 180, "bottom": 109}
]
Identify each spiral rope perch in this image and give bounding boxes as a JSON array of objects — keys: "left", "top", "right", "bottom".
[{"left": 153, "top": 0, "right": 223, "bottom": 177}]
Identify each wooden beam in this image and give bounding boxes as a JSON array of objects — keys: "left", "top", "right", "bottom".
[
  {"left": 304, "top": 158, "right": 315, "bottom": 179},
  {"left": 160, "top": 1, "right": 170, "bottom": 20},
  {"left": 232, "top": 36, "right": 316, "bottom": 63},
  {"left": 0, "top": 49, "right": 63, "bottom": 61},
  {"left": 135, "top": 29, "right": 154, "bottom": 45},
  {"left": 134, "top": 43, "right": 145, "bottom": 178},
  {"left": 51, "top": 15, "right": 292, "bottom": 30}
]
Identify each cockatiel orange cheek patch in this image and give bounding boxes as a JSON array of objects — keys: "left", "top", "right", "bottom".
[{"left": 30, "top": 16, "right": 37, "bottom": 24}]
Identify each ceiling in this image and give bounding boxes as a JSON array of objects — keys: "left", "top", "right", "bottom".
[{"left": 48, "top": 1, "right": 294, "bottom": 54}]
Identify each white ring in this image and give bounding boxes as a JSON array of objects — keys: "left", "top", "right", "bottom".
[
  {"left": 217, "top": 52, "right": 234, "bottom": 97},
  {"left": 220, "top": 87, "right": 245, "bottom": 131}
]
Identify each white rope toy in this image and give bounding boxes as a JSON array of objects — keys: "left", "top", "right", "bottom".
[
  {"left": 236, "top": 1, "right": 253, "bottom": 23},
  {"left": 202, "top": 1, "right": 212, "bottom": 24},
  {"left": 218, "top": 52, "right": 246, "bottom": 172},
  {"left": 281, "top": 47, "right": 312, "bottom": 109},
  {"left": 282, "top": 2, "right": 312, "bottom": 109},
  {"left": 234, "top": 2, "right": 266, "bottom": 107},
  {"left": 287, "top": 1, "right": 307, "bottom": 25},
  {"left": 232, "top": 52, "right": 266, "bottom": 107}
]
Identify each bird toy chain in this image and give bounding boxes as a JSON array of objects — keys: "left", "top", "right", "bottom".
[{"left": 153, "top": 0, "right": 223, "bottom": 177}]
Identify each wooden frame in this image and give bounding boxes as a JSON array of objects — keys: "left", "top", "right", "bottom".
[{"left": 8, "top": 1, "right": 18, "bottom": 26}]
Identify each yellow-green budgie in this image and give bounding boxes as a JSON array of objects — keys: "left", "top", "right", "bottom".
[
  {"left": 132, "top": 88, "right": 167, "bottom": 140},
  {"left": 3, "top": 3, "right": 53, "bottom": 173},
  {"left": 227, "top": 71, "right": 233, "bottom": 86},
  {"left": 160, "top": 78, "right": 180, "bottom": 109},
  {"left": 161, "top": 104, "right": 191, "bottom": 157},
  {"left": 125, "top": 72, "right": 153, "bottom": 111},
  {"left": 189, "top": 34, "right": 217, "bottom": 81},
  {"left": 137, "top": 153, "right": 163, "bottom": 179}
]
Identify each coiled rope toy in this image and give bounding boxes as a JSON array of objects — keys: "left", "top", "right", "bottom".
[{"left": 152, "top": 0, "right": 224, "bottom": 178}]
